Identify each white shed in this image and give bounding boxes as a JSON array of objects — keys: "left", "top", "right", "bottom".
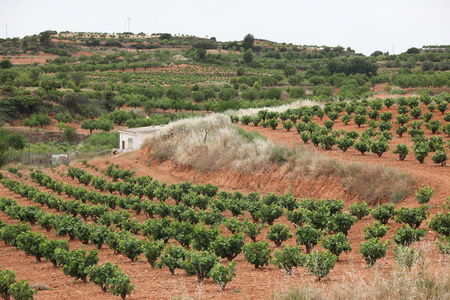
[{"left": 118, "top": 126, "right": 166, "bottom": 151}]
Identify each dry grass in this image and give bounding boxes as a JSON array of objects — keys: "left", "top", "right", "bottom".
[
  {"left": 224, "top": 99, "right": 322, "bottom": 118},
  {"left": 145, "top": 114, "right": 414, "bottom": 203},
  {"left": 271, "top": 262, "right": 450, "bottom": 300}
]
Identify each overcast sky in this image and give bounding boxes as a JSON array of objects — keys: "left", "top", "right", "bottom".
[{"left": 1, "top": 0, "right": 449, "bottom": 55}]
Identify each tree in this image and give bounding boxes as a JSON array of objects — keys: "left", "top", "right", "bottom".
[
  {"left": 71, "top": 72, "right": 86, "bottom": 87},
  {"left": 39, "top": 30, "right": 53, "bottom": 47},
  {"left": 242, "top": 34, "right": 255, "bottom": 51},
  {"left": 0, "top": 129, "right": 27, "bottom": 165},
  {"left": 0, "top": 59, "right": 12, "bottom": 69},
  {"left": 243, "top": 49, "right": 254, "bottom": 64},
  {"left": 64, "top": 127, "right": 77, "bottom": 142}
]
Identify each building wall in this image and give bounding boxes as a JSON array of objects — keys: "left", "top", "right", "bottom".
[{"left": 119, "top": 130, "right": 164, "bottom": 150}]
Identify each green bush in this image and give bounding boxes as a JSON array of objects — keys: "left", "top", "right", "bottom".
[
  {"left": 55, "top": 249, "right": 99, "bottom": 283},
  {"left": 242, "top": 218, "right": 263, "bottom": 242},
  {"left": 211, "top": 233, "right": 245, "bottom": 262},
  {"left": 266, "top": 223, "right": 293, "bottom": 247},
  {"left": 371, "top": 203, "right": 395, "bottom": 225},
  {"left": 272, "top": 245, "right": 304, "bottom": 275},
  {"left": 158, "top": 245, "right": 187, "bottom": 275},
  {"left": 432, "top": 150, "right": 448, "bottom": 166},
  {"left": 364, "top": 221, "right": 389, "bottom": 240},
  {"left": 428, "top": 212, "right": 450, "bottom": 236},
  {"left": 243, "top": 241, "right": 272, "bottom": 269},
  {"left": 348, "top": 201, "right": 370, "bottom": 220},
  {"left": 393, "top": 144, "right": 409, "bottom": 161},
  {"left": 360, "top": 238, "right": 390, "bottom": 266},
  {"left": 436, "top": 236, "right": 450, "bottom": 255},
  {"left": 394, "top": 245, "right": 421, "bottom": 270},
  {"left": 295, "top": 225, "right": 323, "bottom": 254},
  {"left": 183, "top": 251, "right": 220, "bottom": 282},
  {"left": 415, "top": 185, "right": 434, "bottom": 204},
  {"left": 320, "top": 233, "right": 351, "bottom": 259},
  {"left": 303, "top": 250, "right": 337, "bottom": 281},
  {"left": 394, "top": 206, "right": 429, "bottom": 228},
  {"left": 210, "top": 261, "right": 236, "bottom": 291},
  {"left": 393, "top": 225, "right": 427, "bottom": 246}
]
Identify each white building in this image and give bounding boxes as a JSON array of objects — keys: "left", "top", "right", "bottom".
[{"left": 118, "top": 126, "right": 166, "bottom": 151}]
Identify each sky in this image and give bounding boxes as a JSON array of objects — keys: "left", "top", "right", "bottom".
[{"left": 1, "top": 0, "right": 449, "bottom": 56}]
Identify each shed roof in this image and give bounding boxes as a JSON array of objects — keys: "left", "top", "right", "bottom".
[{"left": 117, "top": 126, "right": 166, "bottom": 135}]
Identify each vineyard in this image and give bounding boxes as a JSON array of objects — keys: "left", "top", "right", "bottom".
[
  {"left": 0, "top": 149, "right": 449, "bottom": 299},
  {"left": 1, "top": 30, "right": 450, "bottom": 299}
]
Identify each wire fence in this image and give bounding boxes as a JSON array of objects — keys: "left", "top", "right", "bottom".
[{"left": 8, "top": 148, "right": 115, "bottom": 168}]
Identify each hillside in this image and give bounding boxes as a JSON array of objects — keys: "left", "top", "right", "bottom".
[{"left": 0, "top": 31, "right": 449, "bottom": 300}]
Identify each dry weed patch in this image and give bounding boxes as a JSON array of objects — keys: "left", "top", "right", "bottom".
[{"left": 146, "top": 114, "right": 414, "bottom": 203}]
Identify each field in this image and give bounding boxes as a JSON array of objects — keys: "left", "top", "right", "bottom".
[{"left": 1, "top": 31, "right": 450, "bottom": 300}]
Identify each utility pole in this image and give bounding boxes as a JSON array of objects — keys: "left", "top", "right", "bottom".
[
  {"left": 5, "top": 24, "right": 8, "bottom": 38},
  {"left": 127, "top": 17, "right": 131, "bottom": 33}
]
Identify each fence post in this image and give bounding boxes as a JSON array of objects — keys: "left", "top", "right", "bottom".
[
  {"left": 28, "top": 146, "right": 31, "bottom": 165},
  {"left": 96, "top": 140, "right": 98, "bottom": 152}
]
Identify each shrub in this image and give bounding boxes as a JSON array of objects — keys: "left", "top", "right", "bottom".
[
  {"left": 320, "top": 233, "right": 351, "bottom": 260},
  {"left": 413, "top": 143, "right": 429, "bottom": 163},
  {"left": 105, "top": 272, "right": 135, "bottom": 300},
  {"left": 415, "top": 186, "right": 434, "bottom": 204},
  {"left": 371, "top": 203, "right": 395, "bottom": 225},
  {"left": 323, "top": 120, "right": 334, "bottom": 130},
  {"left": 341, "top": 113, "right": 352, "bottom": 125},
  {"left": 87, "top": 262, "right": 121, "bottom": 292},
  {"left": 224, "top": 217, "right": 244, "bottom": 234},
  {"left": 295, "top": 225, "right": 323, "bottom": 254},
  {"left": 55, "top": 249, "right": 99, "bottom": 283},
  {"left": 426, "top": 119, "right": 442, "bottom": 134},
  {"left": 211, "top": 233, "right": 245, "bottom": 261},
  {"left": 272, "top": 245, "right": 304, "bottom": 275},
  {"left": 354, "top": 138, "right": 372, "bottom": 155},
  {"left": 158, "top": 245, "right": 186, "bottom": 275},
  {"left": 436, "top": 236, "right": 450, "bottom": 255},
  {"left": 303, "top": 250, "right": 337, "bottom": 281},
  {"left": 143, "top": 240, "right": 165, "bottom": 267},
  {"left": 364, "top": 221, "right": 389, "bottom": 240},
  {"left": 41, "top": 239, "right": 70, "bottom": 268},
  {"left": 191, "top": 224, "right": 219, "bottom": 251},
  {"left": 320, "top": 134, "right": 338, "bottom": 150},
  {"left": 394, "top": 206, "right": 429, "bottom": 228},
  {"left": 371, "top": 138, "right": 390, "bottom": 157},
  {"left": 394, "top": 245, "right": 421, "bottom": 270},
  {"left": 393, "top": 225, "right": 427, "bottom": 246},
  {"left": 428, "top": 212, "right": 450, "bottom": 236},
  {"left": 432, "top": 150, "right": 448, "bottom": 166},
  {"left": 360, "top": 238, "right": 390, "bottom": 266},
  {"left": 266, "top": 223, "right": 293, "bottom": 247},
  {"left": 243, "top": 241, "right": 272, "bottom": 269},
  {"left": 8, "top": 278, "right": 37, "bottom": 300},
  {"left": 210, "top": 261, "right": 236, "bottom": 291},
  {"left": 327, "top": 212, "right": 357, "bottom": 236},
  {"left": 337, "top": 136, "right": 355, "bottom": 152},
  {"left": 119, "top": 237, "right": 144, "bottom": 261},
  {"left": 354, "top": 114, "right": 367, "bottom": 127},
  {"left": 183, "top": 251, "right": 220, "bottom": 282},
  {"left": 259, "top": 204, "right": 283, "bottom": 225},
  {"left": 16, "top": 231, "right": 47, "bottom": 262},
  {"left": 393, "top": 144, "right": 409, "bottom": 161},
  {"left": 283, "top": 120, "right": 294, "bottom": 131},
  {"left": 396, "top": 125, "right": 408, "bottom": 137},
  {"left": 348, "top": 201, "right": 370, "bottom": 220},
  {"left": 242, "top": 218, "right": 263, "bottom": 242}
]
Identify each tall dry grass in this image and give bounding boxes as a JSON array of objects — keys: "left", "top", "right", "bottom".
[
  {"left": 145, "top": 114, "right": 414, "bottom": 204},
  {"left": 271, "top": 261, "right": 450, "bottom": 300},
  {"left": 224, "top": 99, "right": 322, "bottom": 118}
]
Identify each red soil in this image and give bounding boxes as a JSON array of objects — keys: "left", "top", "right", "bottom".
[{"left": 0, "top": 104, "right": 449, "bottom": 299}]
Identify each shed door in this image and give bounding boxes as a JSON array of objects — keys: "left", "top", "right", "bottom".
[{"left": 128, "top": 138, "right": 133, "bottom": 150}]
